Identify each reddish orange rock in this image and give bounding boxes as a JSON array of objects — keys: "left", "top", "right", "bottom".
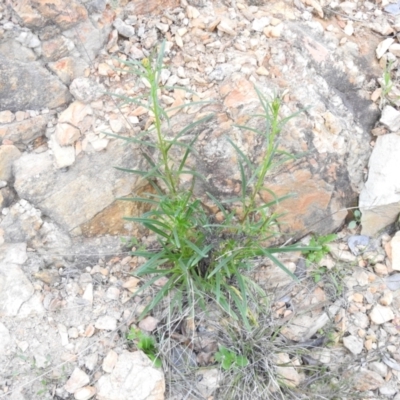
[{"left": 260, "top": 169, "right": 333, "bottom": 234}]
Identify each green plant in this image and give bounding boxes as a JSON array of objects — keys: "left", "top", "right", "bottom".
[
  {"left": 379, "top": 59, "right": 400, "bottom": 108},
  {"left": 381, "top": 60, "right": 394, "bottom": 102},
  {"left": 311, "top": 265, "right": 327, "bottom": 283},
  {"left": 127, "top": 327, "right": 162, "bottom": 367},
  {"left": 210, "top": 314, "right": 357, "bottom": 400},
  {"left": 36, "top": 379, "right": 51, "bottom": 397},
  {"left": 348, "top": 209, "right": 361, "bottom": 230},
  {"left": 215, "top": 345, "right": 249, "bottom": 370},
  {"left": 303, "top": 233, "right": 337, "bottom": 267},
  {"left": 112, "top": 40, "right": 319, "bottom": 328}
]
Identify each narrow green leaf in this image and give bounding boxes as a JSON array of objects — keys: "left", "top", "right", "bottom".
[
  {"left": 238, "top": 161, "right": 247, "bottom": 201},
  {"left": 233, "top": 125, "right": 262, "bottom": 135},
  {"left": 131, "top": 250, "right": 158, "bottom": 258},
  {"left": 124, "top": 218, "right": 170, "bottom": 230},
  {"left": 142, "top": 222, "right": 169, "bottom": 239},
  {"left": 262, "top": 250, "right": 298, "bottom": 281},
  {"left": 267, "top": 245, "right": 322, "bottom": 253},
  {"left": 224, "top": 284, "right": 250, "bottom": 330},
  {"left": 182, "top": 239, "right": 212, "bottom": 258},
  {"left": 176, "top": 133, "right": 198, "bottom": 175},
  {"left": 172, "top": 227, "right": 181, "bottom": 249},
  {"left": 134, "top": 253, "right": 169, "bottom": 275},
  {"left": 226, "top": 136, "right": 254, "bottom": 171},
  {"left": 175, "top": 114, "right": 215, "bottom": 140},
  {"left": 234, "top": 271, "right": 248, "bottom": 316},
  {"left": 206, "top": 191, "right": 228, "bottom": 218},
  {"left": 139, "top": 276, "right": 176, "bottom": 318},
  {"left": 113, "top": 167, "right": 148, "bottom": 176},
  {"left": 117, "top": 197, "right": 159, "bottom": 205},
  {"left": 166, "top": 100, "right": 213, "bottom": 113},
  {"left": 235, "top": 355, "right": 249, "bottom": 367},
  {"left": 207, "top": 252, "right": 237, "bottom": 279},
  {"left": 215, "top": 272, "right": 221, "bottom": 303},
  {"left": 131, "top": 274, "right": 165, "bottom": 297}
]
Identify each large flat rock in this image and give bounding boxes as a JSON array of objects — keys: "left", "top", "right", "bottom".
[
  {"left": 0, "top": 56, "right": 71, "bottom": 112},
  {"left": 360, "top": 134, "right": 400, "bottom": 236},
  {"left": 13, "top": 139, "right": 140, "bottom": 235}
]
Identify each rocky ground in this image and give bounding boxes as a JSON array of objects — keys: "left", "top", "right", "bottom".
[{"left": 2, "top": 0, "right": 400, "bottom": 398}]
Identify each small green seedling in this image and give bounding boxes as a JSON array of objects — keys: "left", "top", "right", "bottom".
[
  {"left": 214, "top": 345, "right": 249, "bottom": 370},
  {"left": 36, "top": 379, "right": 49, "bottom": 396},
  {"left": 380, "top": 60, "right": 394, "bottom": 109},
  {"left": 303, "top": 234, "right": 337, "bottom": 266},
  {"left": 311, "top": 265, "right": 327, "bottom": 283},
  {"left": 127, "top": 327, "right": 162, "bottom": 368},
  {"left": 348, "top": 210, "right": 361, "bottom": 230}
]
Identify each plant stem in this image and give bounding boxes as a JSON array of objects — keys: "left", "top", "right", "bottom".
[
  {"left": 146, "top": 61, "right": 177, "bottom": 195},
  {"left": 242, "top": 98, "right": 281, "bottom": 223}
]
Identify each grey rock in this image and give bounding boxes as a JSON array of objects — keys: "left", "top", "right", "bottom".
[
  {"left": 391, "top": 231, "right": 400, "bottom": 271},
  {"left": 129, "top": 45, "right": 145, "bottom": 59},
  {"left": 0, "top": 187, "right": 15, "bottom": 212},
  {"left": 38, "top": 25, "right": 61, "bottom": 41},
  {"left": 382, "top": 353, "right": 400, "bottom": 372},
  {"left": 138, "top": 316, "right": 159, "bottom": 332},
  {"left": 49, "top": 134, "right": 76, "bottom": 168},
  {"left": 0, "top": 115, "right": 48, "bottom": 145},
  {"left": 170, "top": 345, "right": 197, "bottom": 371},
  {"left": 11, "top": 0, "right": 87, "bottom": 30},
  {"left": 113, "top": 18, "right": 136, "bottom": 38},
  {"left": 32, "top": 220, "right": 72, "bottom": 252},
  {"left": 84, "top": 353, "right": 99, "bottom": 371},
  {"left": 41, "top": 36, "right": 71, "bottom": 62},
  {"left": 0, "top": 242, "right": 28, "bottom": 264},
  {"left": 13, "top": 139, "right": 139, "bottom": 233},
  {"left": 352, "top": 312, "right": 370, "bottom": 329},
  {"left": 102, "top": 349, "right": 118, "bottom": 373},
  {"left": 208, "top": 63, "right": 238, "bottom": 81},
  {"left": 0, "top": 56, "right": 71, "bottom": 112},
  {"left": 0, "top": 40, "right": 37, "bottom": 62},
  {"left": 343, "top": 335, "right": 363, "bottom": 355},
  {"left": 142, "top": 29, "right": 158, "bottom": 50},
  {"left": 195, "top": 368, "right": 221, "bottom": 399},
  {"left": 380, "top": 105, "right": 400, "bottom": 132},
  {"left": 69, "top": 77, "right": 105, "bottom": 104},
  {"left": 385, "top": 2, "right": 400, "bottom": 15},
  {"left": 369, "top": 361, "right": 388, "bottom": 377},
  {"left": 379, "top": 383, "right": 397, "bottom": 396},
  {"left": 347, "top": 235, "right": 370, "bottom": 255},
  {"left": 385, "top": 273, "right": 400, "bottom": 291},
  {"left": 62, "top": 18, "right": 111, "bottom": 64},
  {"left": 48, "top": 56, "right": 89, "bottom": 85},
  {"left": 369, "top": 304, "right": 394, "bottom": 324},
  {"left": 85, "top": 0, "right": 107, "bottom": 13},
  {"left": 0, "top": 111, "right": 15, "bottom": 124},
  {"left": 0, "top": 145, "right": 21, "bottom": 181},
  {"left": 16, "top": 31, "right": 41, "bottom": 48},
  {"left": 0, "top": 322, "right": 11, "bottom": 355},
  {"left": 354, "top": 368, "right": 385, "bottom": 391},
  {"left": 74, "top": 386, "right": 97, "bottom": 400},
  {"left": 96, "top": 351, "right": 165, "bottom": 400},
  {"left": 95, "top": 315, "right": 117, "bottom": 330},
  {"left": 0, "top": 202, "right": 43, "bottom": 243},
  {"left": 64, "top": 367, "right": 90, "bottom": 394},
  {"left": 0, "top": 244, "right": 34, "bottom": 316},
  {"left": 353, "top": 269, "right": 369, "bottom": 286},
  {"left": 360, "top": 134, "right": 400, "bottom": 236},
  {"left": 252, "top": 17, "right": 270, "bottom": 32}
]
